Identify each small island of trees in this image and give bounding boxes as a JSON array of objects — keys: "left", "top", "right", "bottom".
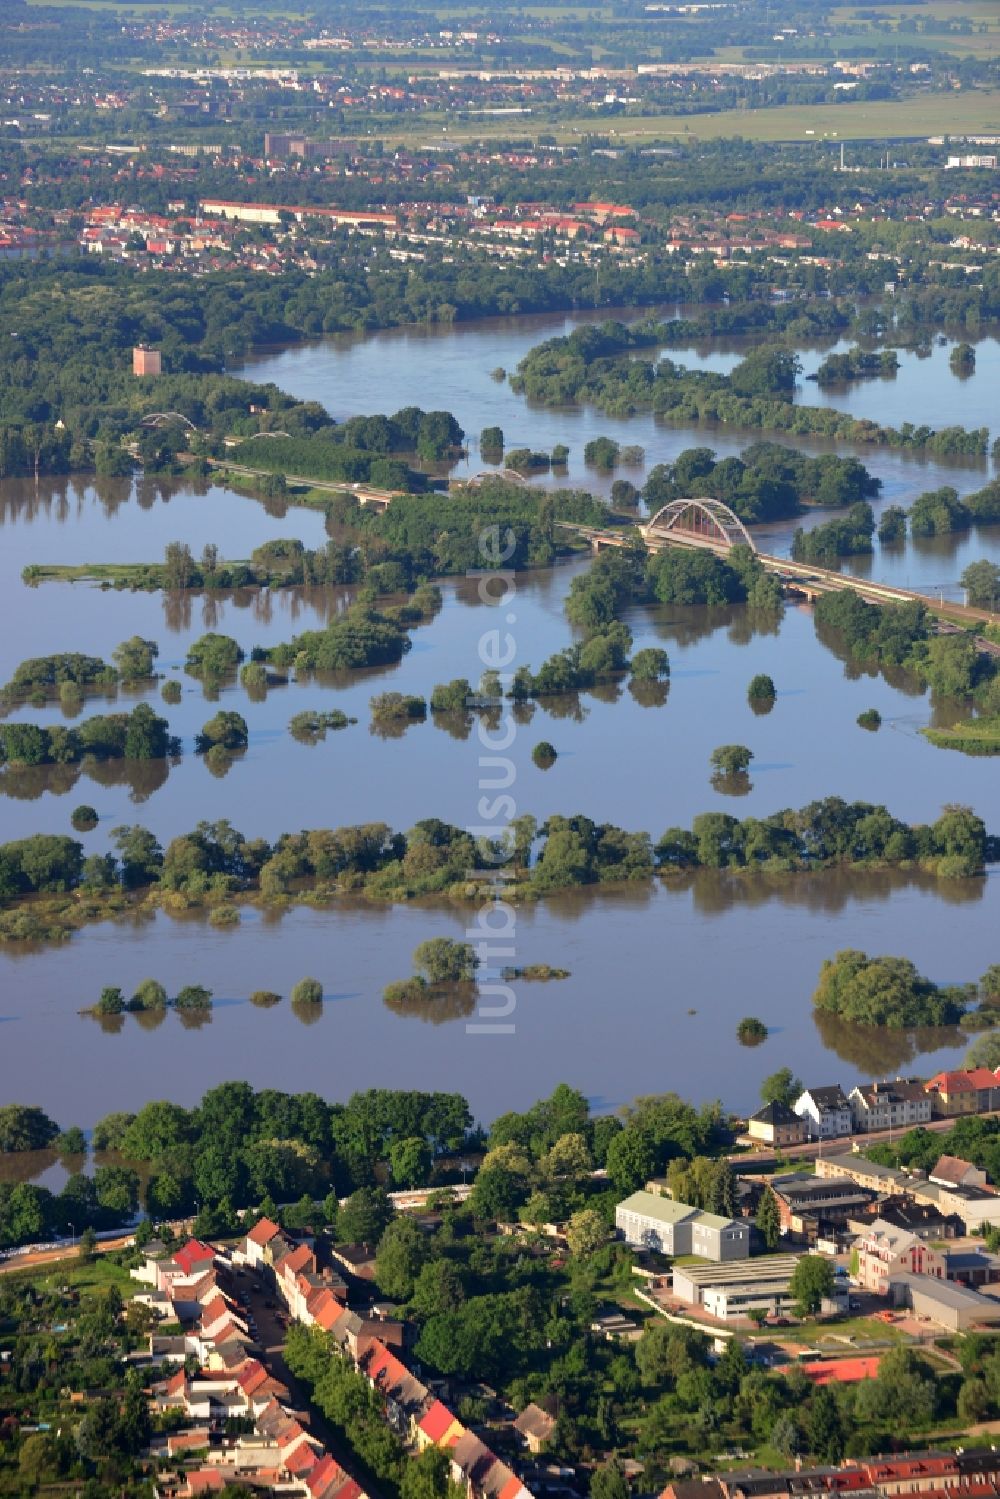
[
  {"left": 736, "top": 1016, "right": 768, "bottom": 1045},
  {"left": 811, "top": 949, "right": 999, "bottom": 1029},
  {"left": 384, "top": 939, "right": 479, "bottom": 1009},
  {"left": 710, "top": 743, "right": 753, "bottom": 787}
]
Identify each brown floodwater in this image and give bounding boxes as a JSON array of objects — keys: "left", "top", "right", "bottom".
[{"left": 1, "top": 311, "right": 1000, "bottom": 1137}]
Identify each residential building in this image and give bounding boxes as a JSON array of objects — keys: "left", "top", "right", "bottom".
[
  {"left": 615, "top": 1190, "right": 750, "bottom": 1261},
  {"left": 513, "top": 1403, "right": 556, "bottom": 1454},
  {"left": 815, "top": 1152, "right": 911, "bottom": 1196},
  {"left": 846, "top": 1197, "right": 962, "bottom": 1241},
  {"left": 848, "top": 1080, "right": 932, "bottom": 1133},
  {"left": 747, "top": 1100, "right": 808, "bottom": 1149},
  {"left": 768, "top": 1173, "right": 875, "bottom": 1241},
  {"left": 925, "top": 1070, "right": 989, "bottom": 1117},
  {"left": 415, "top": 1401, "right": 463, "bottom": 1453},
  {"left": 930, "top": 1155, "right": 988, "bottom": 1190},
  {"left": 793, "top": 1085, "right": 853, "bottom": 1140},
  {"left": 244, "top": 1216, "right": 282, "bottom": 1269},
  {"left": 854, "top": 1220, "right": 946, "bottom": 1295},
  {"left": 909, "top": 1179, "right": 1000, "bottom": 1232},
  {"left": 661, "top": 1449, "right": 1000, "bottom": 1499}
]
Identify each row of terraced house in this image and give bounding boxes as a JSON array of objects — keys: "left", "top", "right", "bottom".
[
  {"left": 238, "top": 1217, "right": 535, "bottom": 1499},
  {"left": 130, "top": 1234, "right": 368, "bottom": 1499}
]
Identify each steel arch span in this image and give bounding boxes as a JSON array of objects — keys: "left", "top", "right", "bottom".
[
  {"left": 140, "top": 411, "right": 198, "bottom": 431},
  {"left": 642, "top": 496, "right": 757, "bottom": 554}
]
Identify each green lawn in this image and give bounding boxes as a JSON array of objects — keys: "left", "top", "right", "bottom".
[
  {"left": 782, "top": 1315, "right": 908, "bottom": 1345},
  {"left": 0, "top": 1252, "right": 135, "bottom": 1302}
]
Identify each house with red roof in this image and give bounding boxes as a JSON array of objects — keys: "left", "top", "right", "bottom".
[
  {"left": 416, "top": 1399, "right": 464, "bottom": 1451},
  {"left": 179, "top": 1471, "right": 226, "bottom": 1496},
  {"left": 304, "top": 1286, "right": 345, "bottom": 1331},
  {"left": 926, "top": 1070, "right": 984, "bottom": 1117},
  {"left": 174, "top": 1240, "right": 217, "bottom": 1278},
  {"left": 245, "top": 1216, "right": 282, "bottom": 1268},
  {"left": 931, "top": 1155, "right": 989, "bottom": 1190}
]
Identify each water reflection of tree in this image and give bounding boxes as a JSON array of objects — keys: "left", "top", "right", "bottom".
[
  {"left": 177, "top": 1007, "right": 213, "bottom": 1031},
  {"left": 87, "top": 756, "right": 171, "bottom": 803},
  {"left": 0, "top": 1149, "right": 59, "bottom": 1187},
  {"left": 813, "top": 1008, "right": 964, "bottom": 1074},
  {"left": 536, "top": 691, "right": 588, "bottom": 723},
  {"left": 728, "top": 609, "right": 782, "bottom": 646},
  {"left": 93, "top": 1013, "right": 126, "bottom": 1036},
  {"left": 432, "top": 710, "right": 473, "bottom": 742},
  {"left": 202, "top": 746, "right": 245, "bottom": 778},
  {"left": 928, "top": 696, "right": 974, "bottom": 730},
  {"left": 132, "top": 1007, "right": 167, "bottom": 1032},
  {"left": 163, "top": 589, "right": 194, "bottom": 633},
  {"left": 369, "top": 716, "right": 425, "bottom": 741},
  {"left": 589, "top": 680, "right": 624, "bottom": 707},
  {"left": 711, "top": 773, "right": 753, "bottom": 798},
  {"left": 630, "top": 602, "right": 785, "bottom": 652},
  {"left": 628, "top": 679, "right": 669, "bottom": 709},
  {"left": 0, "top": 755, "right": 172, "bottom": 803},
  {"left": 291, "top": 998, "right": 324, "bottom": 1026},
  {"left": 814, "top": 620, "right": 927, "bottom": 699},
  {"left": 383, "top": 981, "right": 477, "bottom": 1025},
  {"left": 0, "top": 764, "right": 81, "bottom": 800},
  {"left": 678, "top": 865, "right": 986, "bottom": 917}
]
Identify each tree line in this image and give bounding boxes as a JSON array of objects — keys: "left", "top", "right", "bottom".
[
  {"left": 0, "top": 799, "right": 987, "bottom": 936},
  {"left": 512, "top": 322, "right": 989, "bottom": 458}
]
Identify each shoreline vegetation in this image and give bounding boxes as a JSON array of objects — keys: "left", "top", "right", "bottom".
[
  {"left": 922, "top": 718, "right": 1000, "bottom": 755},
  {"left": 2, "top": 252, "right": 997, "bottom": 486},
  {"left": 813, "top": 949, "right": 1000, "bottom": 1030},
  {"left": 0, "top": 800, "right": 988, "bottom": 946},
  {"left": 510, "top": 321, "right": 992, "bottom": 458}
]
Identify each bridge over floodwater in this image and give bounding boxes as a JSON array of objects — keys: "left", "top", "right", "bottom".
[{"left": 555, "top": 497, "right": 1000, "bottom": 629}]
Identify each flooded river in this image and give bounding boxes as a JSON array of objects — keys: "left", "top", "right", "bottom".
[{"left": 2, "top": 309, "right": 1000, "bottom": 1132}]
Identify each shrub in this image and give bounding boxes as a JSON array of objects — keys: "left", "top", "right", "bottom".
[
  {"left": 748, "top": 673, "right": 776, "bottom": 701},
  {"left": 630, "top": 648, "right": 670, "bottom": 682},
  {"left": 161, "top": 679, "right": 182, "bottom": 705},
  {"left": 710, "top": 743, "right": 753, "bottom": 778},
  {"left": 240, "top": 661, "right": 269, "bottom": 697},
  {"left": 532, "top": 741, "right": 557, "bottom": 768},
  {"left": 289, "top": 709, "right": 354, "bottom": 742},
  {"left": 71, "top": 804, "right": 98, "bottom": 832},
  {"left": 186, "top": 633, "right": 244, "bottom": 677},
  {"left": 174, "top": 985, "right": 213, "bottom": 1010},
  {"left": 291, "top": 976, "right": 323, "bottom": 1005},
  {"left": 208, "top": 904, "right": 240, "bottom": 927},
  {"left": 413, "top": 938, "right": 478, "bottom": 984},
  {"left": 857, "top": 708, "right": 882, "bottom": 731},
  {"left": 737, "top": 1015, "right": 768, "bottom": 1045},
  {"left": 195, "top": 711, "right": 249, "bottom": 753},
  {"left": 430, "top": 679, "right": 473, "bottom": 714},
  {"left": 59, "top": 681, "right": 83, "bottom": 713},
  {"left": 249, "top": 989, "right": 282, "bottom": 1007},
  {"left": 129, "top": 978, "right": 167, "bottom": 1011},
  {"left": 584, "top": 436, "right": 621, "bottom": 469}
]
